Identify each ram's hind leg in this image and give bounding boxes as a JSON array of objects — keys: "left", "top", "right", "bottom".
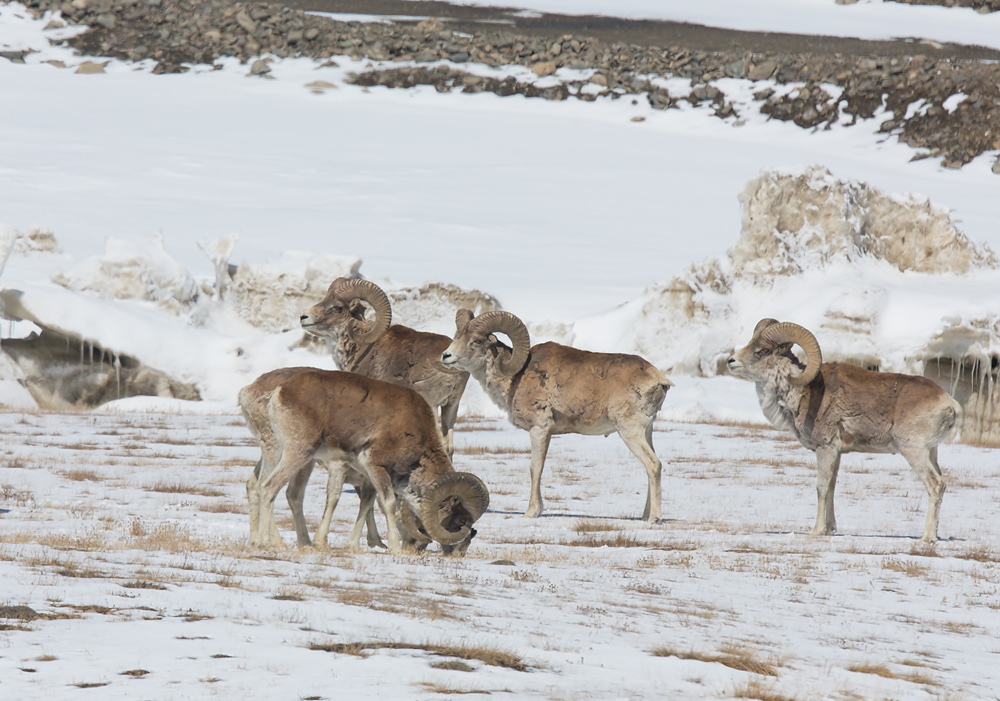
[
  {"left": 617, "top": 421, "right": 662, "bottom": 522},
  {"left": 285, "top": 463, "right": 315, "bottom": 547},
  {"left": 313, "top": 461, "right": 350, "bottom": 550},
  {"left": 901, "top": 444, "right": 946, "bottom": 542}
]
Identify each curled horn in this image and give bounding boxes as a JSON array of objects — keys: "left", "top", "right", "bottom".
[
  {"left": 469, "top": 311, "right": 531, "bottom": 375},
  {"left": 334, "top": 279, "right": 391, "bottom": 345},
  {"left": 760, "top": 322, "right": 822, "bottom": 386},
  {"left": 418, "top": 472, "right": 490, "bottom": 546},
  {"left": 752, "top": 318, "right": 780, "bottom": 338}
]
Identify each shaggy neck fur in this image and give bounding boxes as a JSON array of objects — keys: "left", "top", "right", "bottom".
[
  {"left": 470, "top": 344, "right": 521, "bottom": 419},
  {"left": 754, "top": 358, "right": 809, "bottom": 439}
]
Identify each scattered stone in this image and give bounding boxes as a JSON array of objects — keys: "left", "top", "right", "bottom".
[
  {"left": 630, "top": 115, "right": 646, "bottom": 122},
  {"left": 531, "top": 60, "right": 556, "bottom": 77},
  {"left": 305, "top": 79, "right": 336, "bottom": 93},
  {"left": 993, "top": 156, "right": 1000, "bottom": 175},
  {"left": 75, "top": 60, "right": 107, "bottom": 74},
  {"left": 11, "top": 0, "right": 998, "bottom": 169},
  {"left": 249, "top": 58, "right": 272, "bottom": 76}
]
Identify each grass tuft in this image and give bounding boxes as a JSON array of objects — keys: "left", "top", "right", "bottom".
[
  {"left": 309, "top": 641, "right": 528, "bottom": 671},
  {"left": 651, "top": 647, "right": 779, "bottom": 677}
]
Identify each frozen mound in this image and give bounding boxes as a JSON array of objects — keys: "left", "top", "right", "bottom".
[
  {"left": 387, "top": 282, "right": 501, "bottom": 337},
  {"left": 227, "top": 251, "right": 362, "bottom": 333},
  {"left": 611, "top": 166, "right": 1000, "bottom": 445},
  {"left": 732, "top": 165, "right": 997, "bottom": 280},
  {"left": 51, "top": 232, "right": 198, "bottom": 315}
]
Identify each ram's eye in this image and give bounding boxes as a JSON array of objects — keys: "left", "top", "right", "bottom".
[
  {"left": 754, "top": 348, "right": 771, "bottom": 358},
  {"left": 332, "top": 305, "right": 343, "bottom": 313},
  {"left": 471, "top": 338, "right": 483, "bottom": 347}
]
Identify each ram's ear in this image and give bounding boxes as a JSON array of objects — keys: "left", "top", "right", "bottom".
[{"left": 455, "top": 309, "right": 475, "bottom": 333}]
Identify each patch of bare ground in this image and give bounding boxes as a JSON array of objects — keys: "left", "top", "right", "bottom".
[{"left": 308, "top": 640, "right": 529, "bottom": 671}]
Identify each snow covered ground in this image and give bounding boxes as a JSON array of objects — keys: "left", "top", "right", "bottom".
[
  {"left": 2, "top": 409, "right": 999, "bottom": 700},
  {"left": 2, "top": 1, "right": 1000, "bottom": 698}
]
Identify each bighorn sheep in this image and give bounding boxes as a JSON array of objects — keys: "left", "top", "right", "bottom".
[
  {"left": 441, "top": 310, "right": 673, "bottom": 521},
  {"left": 300, "top": 277, "right": 469, "bottom": 455},
  {"left": 240, "top": 367, "right": 384, "bottom": 550},
  {"left": 246, "top": 368, "right": 490, "bottom": 554},
  {"left": 727, "top": 319, "right": 959, "bottom": 542}
]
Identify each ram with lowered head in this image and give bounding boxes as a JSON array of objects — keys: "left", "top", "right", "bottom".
[
  {"left": 248, "top": 368, "right": 490, "bottom": 555},
  {"left": 240, "top": 367, "right": 383, "bottom": 551},
  {"left": 300, "top": 277, "right": 469, "bottom": 456},
  {"left": 441, "top": 310, "right": 673, "bottom": 522},
  {"left": 727, "top": 319, "right": 959, "bottom": 542}
]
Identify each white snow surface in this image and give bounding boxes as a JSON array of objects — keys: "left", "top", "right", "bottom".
[
  {"left": 412, "top": 0, "right": 1000, "bottom": 51},
  {"left": 2, "top": 5, "right": 1000, "bottom": 697}
]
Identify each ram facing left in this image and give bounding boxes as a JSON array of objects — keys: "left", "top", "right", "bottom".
[
  {"left": 246, "top": 368, "right": 490, "bottom": 555},
  {"left": 728, "top": 319, "right": 960, "bottom": 542}
]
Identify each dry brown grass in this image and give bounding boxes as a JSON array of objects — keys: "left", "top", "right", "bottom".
[
  {"left": 144, "top": 481, "right": 227, "bottom": 498},
  {"left": 732, "top": 679, "right": 798, "bottom": 701},
  {"left": 60, "top": 468, "right": 102, "bottom": 482},
  {"left": 0, "top": 484, "right": 34, "bottom": 505},
  {"left": 309, "top": 641, "right": 528, "bottom": 671},
  {"left": 651, "top": 647, "right": 779, "bottom": 677},
  {"left": 881, "top": 557, "right": 931, "bottom": 578},
  {"left": 956, "top": 546, "right": 999, "bottom": 563},
  {"left": 199, "top": 500, "right": 247, "bottom": 515},
  {"left": 573, "top": 518, "right": 622, "bottom": 533},
  {"left": 567, "top": 532, "right": 653, "bottom": 548},
  {"left": 847, "top": 661, "right": 898, "bottom": 679},
  {"left": 457, "top": 444, "right": 530, "bottom": 456}
]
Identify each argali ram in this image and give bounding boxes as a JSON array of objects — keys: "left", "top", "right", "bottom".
[
  {"left": 243, "top": 368, "right": 490, "bottom": 555},
  {"left": 727, "top": 319, "right": 959, "bottom": 542},
  {"left": 441, "top": 310, "right": 673, "bottom": 521},
  {"left": 240, "top": 367, "right": 383, "bottom": 550},
  {"left": 299, "top": 277, "right": 469, "bottom": 455}
]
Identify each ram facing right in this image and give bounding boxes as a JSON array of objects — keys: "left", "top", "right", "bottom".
[{"left": 727, "top": 319, "right": 960, "bottom": 542}]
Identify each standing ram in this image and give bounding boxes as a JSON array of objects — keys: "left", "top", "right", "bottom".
[
  {"left": 441, "top": 310, "right": 672, "bottom": 522},
  {"left": 246, "top": 368, "right": 490, "bottom": 554},
  {"left": 727, "top": 319, "right": 959, "bottom": 542},
  {"left": 299, "top": 277, "right": 469, "bottom": 455}
]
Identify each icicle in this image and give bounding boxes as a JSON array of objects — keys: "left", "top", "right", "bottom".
[
  {"left": 88, "top": 342, "right": 94, "bottom": 365},
  {"left": 80, "top": 339, "right": 84, "bottom": 364},
  {"left": 113, "top": 353, "right": 121, "bottom": 398}
]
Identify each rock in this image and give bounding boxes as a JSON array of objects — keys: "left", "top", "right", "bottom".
[
  {"left": 235, "top": 10, "right": 257, "bottom": 34},
  {"left": 75, "top": 60, "right": 107, "bottom": 73},
  {"left": 992, "top": 155, "right": 1000, "bottom": 175},
  {"left": 531, "top": 60, "right": 557, "bottom": 77},
  {"left": 249, "top": 58, "right": 271, "bottom": 75},
  {"left": 748, "top": 60, "right": 777, "bottom": 80},
  {"left": 415, "top": 17, "right": 445, "bottom": 34}
]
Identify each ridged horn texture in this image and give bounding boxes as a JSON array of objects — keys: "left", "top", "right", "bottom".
[
  {"left": 335, "top": 278, "right": 391, "bottom": 345},
  {"left": 760, "top": 322, "right": 823, "bottom": 386},
  {"left": 418, "top": 472, "right": 490, "bottom": 545},
  {"left": 469, "top": 311, "right": 531, "bottom": 375},
  {"left": 399, "top": 501, "right": 432, "bottom": 545},
  {"left": 752, "top": 318, "right": 780, "bottom": 337}
]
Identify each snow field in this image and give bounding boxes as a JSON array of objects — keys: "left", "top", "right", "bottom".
[{"left": 1, "top": 409, "right": 998, "bottom": 699}]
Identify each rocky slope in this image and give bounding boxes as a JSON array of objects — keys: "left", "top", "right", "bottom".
[{"left": 8, "top": 0, "right": 1000, "bottom": 171}]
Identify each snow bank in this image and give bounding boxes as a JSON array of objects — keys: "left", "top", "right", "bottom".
[
  {"left": 593, "top": 165, "right": 1000, "bottom": 443},
  {"left": 52, "top": 232, "right": 199, "bottom": 315}
]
